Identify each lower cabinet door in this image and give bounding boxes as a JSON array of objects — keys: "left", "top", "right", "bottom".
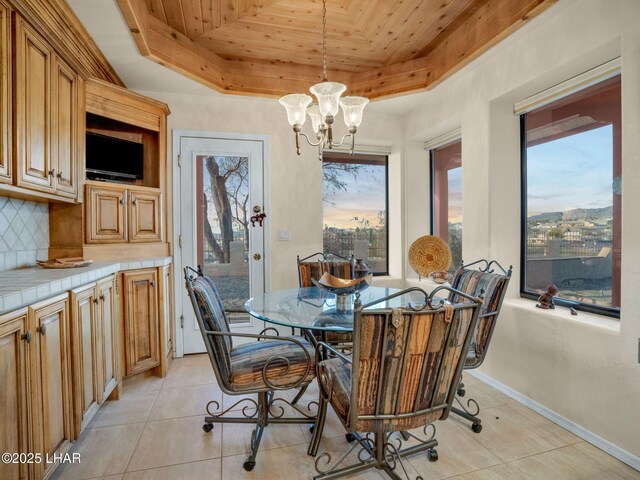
[
  {"left": 0, "top": 310, "right": 30, "bottom": 480},
  {"left": 70, "top": 284, "right": 100, "bottom": 437},
  {"left": 30, "top": 295, "right": 73, "bottom": 479},
  {"left": 129, "top": 189, "right": 162, "bottom": 243},
  {"left": 123, "top": 270, "right": 160, "bottom": 376},
  {"left": 97, "top": 276, "right": 118, "bottom": 400}
]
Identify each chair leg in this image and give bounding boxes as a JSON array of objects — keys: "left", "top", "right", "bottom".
[
  {"left": 308, "top": 395, "right": 328, "bottom": 457},
  {"left": 291, "top": 384, "right": 309, "bottom": 405}
]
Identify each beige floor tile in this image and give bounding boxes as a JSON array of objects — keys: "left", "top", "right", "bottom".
[
  {"left": 408, "top": 420, "right": 502, "bottom": 480},
  {"left": 122, "top": 459, "right": 222, "bottom": 480},
  {"left": 52, "top": 424, "right": 144, "bottom": 480},
  {"left": 162, "top": 356, "right": 217, "bottom": 388},
  {"left": 126, "top": 415, "right": 222, "bottom": 472},
  {"left": 505, "top": 444, "right": 629, "bottom": 480},
  {"left": 221, "top": 405, "right": 310, "bottom": 457},
  {"left": 572, "top": 442, "right": 640, "bottom": 480},
  {"left": 122, "top": 374, "right": 165, "bottom": 395},
  {"left": 222, "top": 435, "right": 420, "bottom": 480},
  {"left": 474, "top": 404, "right": 576, "bottom": 462},
  {"left": 149, "top": 383, "right": 223, "bottom": 421},
  {"left": 83, "top": 476, "right": 124, "bottom": 480},
  {"left": 507, "top": 402, "right": 581, "bottom": 446},
  {"left": 446, "top": 464, "right": 524, "bottom": 480},
  {"left": 89, "top": 391, "right": 158, "bottom": 428}
]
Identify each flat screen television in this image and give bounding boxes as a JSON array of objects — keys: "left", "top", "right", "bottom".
[{"left": 86, "top": 132, "right": 144, "bottom": 182}]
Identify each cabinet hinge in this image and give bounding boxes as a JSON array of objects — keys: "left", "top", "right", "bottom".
[
  {"left": 178, "top": 235, "right": 183, "bottom": 248},
  {"left": 178, "top": 154, "right": 182, "bottom": 167},
  {"left": 180, "top": 315, "right": 184, "bottom": 328}
]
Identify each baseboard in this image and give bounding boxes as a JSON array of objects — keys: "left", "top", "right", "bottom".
[{"left": 467, "top": 370, "right": 640, "bottom": 472}]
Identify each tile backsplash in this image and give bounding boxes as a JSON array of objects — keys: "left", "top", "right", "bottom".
[{"left": 0, "top": 196, "right": 49, "bottom": 271}]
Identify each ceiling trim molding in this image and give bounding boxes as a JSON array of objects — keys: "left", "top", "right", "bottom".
[{"left": 116, "top": 0, "right": 557, "bottom": 99}]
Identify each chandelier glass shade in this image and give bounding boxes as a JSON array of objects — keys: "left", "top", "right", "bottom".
[{"left": 279, "top": 0, "right": 368, "bottom": 160}]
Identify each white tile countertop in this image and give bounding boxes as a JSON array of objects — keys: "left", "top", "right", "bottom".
[{"left": 0, "top": 257, "right": 172, "bottom": 315}]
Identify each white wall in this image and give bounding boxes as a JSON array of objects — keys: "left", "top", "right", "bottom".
[
  {"left": 403, "top": 0, "right": 640, "bottom": 460},
  {"left": 135, "top": 91, "right": 404, "bottom": 291}
]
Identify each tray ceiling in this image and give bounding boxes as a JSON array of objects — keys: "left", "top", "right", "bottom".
[{"left": 117, "top": 0, "right": 556, "bottom": 99}]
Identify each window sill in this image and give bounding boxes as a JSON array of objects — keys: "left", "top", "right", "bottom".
[{"left": 503, "top": 297, "right": 620, "bottom": 333}]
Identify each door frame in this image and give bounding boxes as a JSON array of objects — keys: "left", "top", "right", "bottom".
[{"left": 172, "top": 129, "right": 271, "bottom": 358}]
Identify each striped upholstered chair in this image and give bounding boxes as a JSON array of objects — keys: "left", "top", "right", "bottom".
[
  {"left": 184, "top": 267, "right": 316, "bottom": 471},
  {"left": 308, "top": 286, "right": 483, "bottom": 480},
  {"left": 297, "top": 252, "right": 355, "bottom": 345},
  {"left": 447, "top": 259, "right": 512, "bottom": 433}
]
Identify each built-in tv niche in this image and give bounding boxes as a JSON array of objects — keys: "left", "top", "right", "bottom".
[{"left": 85, "top": 113, "right": 160, "bottom": 188}]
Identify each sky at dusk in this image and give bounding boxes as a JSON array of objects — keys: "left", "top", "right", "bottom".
[
  {"left": 323, "top": 164, "right": 386, "bottom": 229},
  {"left": 527, "top": 125, "right": 613, "bottom": 216},
  {"left": 448, "top": 167, "right": 462, "bottom": 224}
]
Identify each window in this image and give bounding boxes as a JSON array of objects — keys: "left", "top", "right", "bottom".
[
  {"left": 322, "top": 152, "right": 388, "bottom": 275},
  {"left": 521, "top": 74, "right": 621, "bottom": 317},
  {"left": 430, "top": 139, "right": 462, "bottom": 271}
]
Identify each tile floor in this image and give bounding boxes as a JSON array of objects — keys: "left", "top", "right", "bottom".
[{"left": 52, "top": 354, "right": 640, "bottom": 480}]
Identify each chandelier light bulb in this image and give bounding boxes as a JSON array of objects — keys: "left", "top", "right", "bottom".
[
  {"left": 306, "top": 104, "right": 323, "bottom": 134},
  {"left": 279, "top": 94, "right": 312, "bottom": 126},
  {"left": 340, "top": 96, "right": 369, "bottom": 128},
  {"left": 310, "top": 82, "right": 347, "bottom": 118}
]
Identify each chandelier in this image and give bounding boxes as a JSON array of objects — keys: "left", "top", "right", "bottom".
[{"left": 278, "top": 0, "right": 369, "bottom": 161}]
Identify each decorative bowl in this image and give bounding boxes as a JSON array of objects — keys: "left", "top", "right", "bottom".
[
  {"left": 428, "top": 270, "right": 450, "bottom": 284},
  {"left": 311, "top": 272, "right": 373, "bottom": 296}
]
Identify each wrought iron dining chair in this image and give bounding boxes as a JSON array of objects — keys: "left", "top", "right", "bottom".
[
  {"left": 184, "top": 266, "right": 317, "bottom": 471},
  {"left": 308, "top": 286, "right": 483, "bottom": 480},
  {"left": 447, "top": 259, "right": 512, "bottom": 433}
]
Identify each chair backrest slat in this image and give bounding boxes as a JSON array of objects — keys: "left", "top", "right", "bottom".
[
  {"left": 350, "top": 295, "right": 480, "bottom": 432},
  {"left": 449, "top": 260, "right": 511, "bottom": 368},
  {"left": 297, "top": 253, "right": 354, "bottom": 288},
  {"left": 185, "top": 270, "right": 233, "bottom": 387}
]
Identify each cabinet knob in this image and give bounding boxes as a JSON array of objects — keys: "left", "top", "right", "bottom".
[
  {"left": 48, "top": 169, "right": 55, "bottom": 177},
  {"left": 150, "top": 280, "right": 155, "bottom": 287},
  {"left": 132, "top": 198, "right": 137, "bottom": 206},
  {"left": 37, "top": 324, "right": 46, "bottom": 336},
  {"left": 119, "top": 198, "right": 125, "bottom": 206},
  {"left": 56, "top": 170, "right": 63, "bottom": 179},
  {"left": 21, "top": 330, "right": 32, "bottom": 343},
  {"left": 100, "top": 295, "right": 105, "bottom": 301},
  {"left": 93, "top": 298, "right": 99, "bottom": 305}
]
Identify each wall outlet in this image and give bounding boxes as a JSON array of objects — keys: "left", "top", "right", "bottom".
[{"left": 278, "top": 230, "right": 291, "bottom": 241}]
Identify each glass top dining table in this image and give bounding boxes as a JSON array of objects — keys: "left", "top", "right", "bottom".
[{"left": 244, "top": 286, "right": 431, "bottom": 332}]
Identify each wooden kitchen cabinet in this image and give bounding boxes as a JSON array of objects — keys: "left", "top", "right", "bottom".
[
  {"left": 97, "top": 276, "right": 118, "bottom": 401},
  {"left": 14, "top": 13, "right": 81, "bottom": 200},
  {"left": 129, "top": 189, "right": 162, "bottom": 243},
  {"left": 70, "top": 284, "right": 100, "bottom": 437},
  {"left": 0, "top": 0, "right": 10, "bottom": 184},
  {"left": 86, "top": 184, "right": 128, "bottom": 243},
  {"left": 14, "top": 15, "right": 54, "bottom": 193},
  {"left": 123, "top": 269, "right": 160, "bottom": 376},
  {"left": 0, "top": 309, "right": 30, "bottom": 480},
  {"left": 158, "top": 265, "right": 173, "bottom": 376},
  {"left": 50, "top": 54, "right": 80, "bottom": 198},
  {"left": 29, "top": 294, "right": 73, "bottom": 480}
]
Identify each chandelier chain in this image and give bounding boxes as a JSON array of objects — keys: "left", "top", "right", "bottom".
[{"left": 322, "top": 0, "right": 327, "bottom": 81}]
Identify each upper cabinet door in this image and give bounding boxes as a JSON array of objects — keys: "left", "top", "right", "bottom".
[
  {"left": 14, "top": 16, "right": 54, "bottom": 193},
  {"left": 86, "top": 185, "right": 128, "bottom": 243},
  {"left": 129, "top": 189, "right": 162, "bottom": 243},
  {"left": 51, "top": 55, "right": 79, "bottom": 198},
  {"left": 0, "top": 1, "right": 10, "bottom": 184}
]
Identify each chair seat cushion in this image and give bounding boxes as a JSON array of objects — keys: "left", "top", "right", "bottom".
[
  {"left": 229, "top": 336, "right": 316, "bottom": 392},
  {"left": 318, "top": 357, "right": 352, "bottom": 422}
]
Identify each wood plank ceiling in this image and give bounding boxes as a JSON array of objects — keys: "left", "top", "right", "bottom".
[{"left": 116, "top": 0, "right": 557, "bottom": 99}]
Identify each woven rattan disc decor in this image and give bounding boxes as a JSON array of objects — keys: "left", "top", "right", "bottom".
[{"left": 408, "top": 235, "right": 452, "bottom": 277}]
